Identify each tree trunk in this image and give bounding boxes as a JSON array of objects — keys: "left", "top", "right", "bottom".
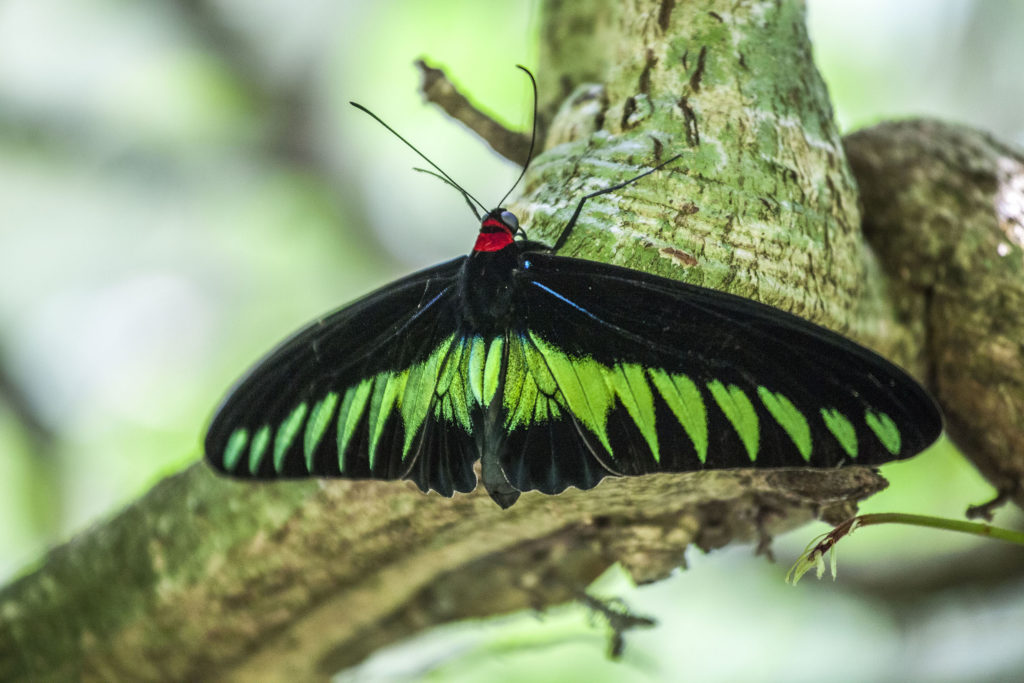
[{"left": 2, "top": 1, "right": 1021, "bottom": 680}]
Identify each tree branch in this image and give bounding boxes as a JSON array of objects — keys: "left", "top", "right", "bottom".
[
  {"left": 0, "top": 463, "right": 884, "bottom": 681},
  {"left": 415, "top": 59, "right": 533, "bottom": 165},
  {"left": 845, "top": 120, "right": 1024, "bottom": 511}
]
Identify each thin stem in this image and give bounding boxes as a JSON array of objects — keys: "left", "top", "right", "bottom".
[
  {"left": 787, "top": 512, "right": 1024, "bottom": 585},
  {"left": 853, "top": 513, "right": 1024, "bottom": 545}
]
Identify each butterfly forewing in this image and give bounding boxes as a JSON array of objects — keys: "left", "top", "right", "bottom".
[
  {"left": 499, "top": 253, "right": 941, "bottom": 487},
  {"left": 204, "top": 258, "right": 479, "bottom": 495}
]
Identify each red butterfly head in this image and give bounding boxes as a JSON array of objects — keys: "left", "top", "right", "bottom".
[{"left": 474, "top": 208, "right": 519, "bottom": 252}]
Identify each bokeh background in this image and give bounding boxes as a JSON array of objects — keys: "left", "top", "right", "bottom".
[{"left": 1, "top": 0, "right": 1023, "bottom": 680}]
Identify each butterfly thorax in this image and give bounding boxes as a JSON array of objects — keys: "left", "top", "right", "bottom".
[{"left": 461, "top": 209, "right": 522, "bottom": 334}]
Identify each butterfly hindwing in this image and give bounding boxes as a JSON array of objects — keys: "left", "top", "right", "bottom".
[
  {"left": 496, "top": 252, "right": 941, "bottom": 489},
  {"left": 497, "top": 331, "right": 616, "bottom": 494},
  {"left": 204, "top": 258, "right": 479, "bottom": 496}
]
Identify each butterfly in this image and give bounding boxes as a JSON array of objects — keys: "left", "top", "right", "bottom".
[{"left": 204, "top": 72, "right": 942, "bottom": 509}]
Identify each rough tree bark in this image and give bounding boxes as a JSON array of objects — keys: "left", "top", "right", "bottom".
[{"left": 2, "top": 1, "right": 1022, "bottom": 681}]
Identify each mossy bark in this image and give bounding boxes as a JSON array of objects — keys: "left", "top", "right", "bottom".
[
  {"left": 1, "top": 1, "right": 1020, "bottom": 681},
  {"left": 526, "top": 0, "right": 886, "bottom": 355}
]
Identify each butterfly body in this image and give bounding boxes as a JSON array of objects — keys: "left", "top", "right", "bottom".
[{"left": 205, "top": 207, "right": 942, "bottom": 508}]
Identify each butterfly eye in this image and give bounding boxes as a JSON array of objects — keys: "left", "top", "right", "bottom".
[{"left": 500, "top": 211, "right": 519, "bottom": 231}]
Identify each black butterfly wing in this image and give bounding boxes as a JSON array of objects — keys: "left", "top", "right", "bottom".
[
  {"left": 497, "top": 252, "right": 942, "bottom": 493},
  {"left": 204, "top": 257, "right": 480, "bottom": 497},
  {"left": 497, "top": 329, "right": 616, "bottom": 495}
]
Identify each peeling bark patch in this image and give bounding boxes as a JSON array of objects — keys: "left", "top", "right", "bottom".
[
  {"left": 689, "top": 46, "right": 707, "bottom": 93},
  {"left": 639, "top": 49, "right": 655, "bottom": 95},
  {"left": 758, "top": 197, "right": 780, "bottom": 218},
  {"left": 677, "top": 97, "right": 700, "bottom": 147},
  {"left": 650, "top": 136, "right": 664, "bottom": 160},
  {"left": 658, "top": 0, "right": 675, "bottom": 31},
  {"left": 659, "top": 247, "right": 698, "bottom": 267},
  {"left": 588, "top": 85, "right": 609, "bottom": 133},
  {"left": 622, "top": 97, "right": 636, "bottom": 130},
  {"left": 674, "top": 202, "right": 699, "bottom": 223},
  {"left": 623, "top": 96, "right": 654, "bottom": 130}
]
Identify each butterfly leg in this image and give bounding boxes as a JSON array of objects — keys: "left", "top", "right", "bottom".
[{"left": 550, "top": 154, "right": 683, "bottom": 252}]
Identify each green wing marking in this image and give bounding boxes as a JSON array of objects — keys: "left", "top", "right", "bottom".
[
  {"left": 608, "top": 363, "right": 660, "bottom": 462},
  {"left": 757, "top": 388, "right": 812, "bottom": 461},
  {"left": 529, "top": 334, "right": 615, "bottom": 454},
  {"left": 820, "top": 408, "right": 857, "bottom": 457},
  {"left": 261, "top": 334, "right": 499, "bottom": 475},
  {"left": 503, "top": 333, "right": 864, "bottom": 468},
  {"left": 400, "top": 334, "right": 455, "bottom": 456},
  {"left": 483, "top": 337, "right": 504, "bottom": 404},
  {"left": 274, "top": 402, "right": 308, "bottom": 472},
  {"left": 367, "top": 373, "right": 404, "bottom": 467},
  {"left": 647, "top": 369, "right": 708, "bottom": 463},
  {"left": 304, "top": 392, "right": 339, "bottom": 471},
  {"left": 504, "top": 334, "right": 780, "bottom": 468},
  {"left": 468, "top": 335, "right": 504, "bottom": 405},
  {"left": 223, "top": 428, "right": 249, "bottom": 472},
  {"left": 324, "top": 334, "right": 472, "bottom": 471},
  {"left": 865, "top": 410, "right": 901, "bottom": 455},
  {"left": 249, "top": 425, "right": 271, "bottom": 475},
  {"left": 708, "top": 380, "right": 759, "bottom": 461},
  {"left": 438, "top": 336, "right": 474, "bottom": 432},
  {"left": 204, "top": 262, "right": 487, "bottom": 494},
  {"left": 505, "top": 333, "right": 568, "bottom": 428},
  {"left": 502, "top": 335, "right": 531, "bottom": 428},
  {"left": 337, "top": 379, "right": 373, "bottom": 470}
]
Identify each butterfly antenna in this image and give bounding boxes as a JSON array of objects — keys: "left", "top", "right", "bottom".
[
  {"left": 350, "top": 101, "right": 488, "bottom": 215},
  {"left": 496, "top": 65, "right": 538, "bottom": 209},
  {"left": 413, "top": 167, "right": 481, "bottom": 219}
]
